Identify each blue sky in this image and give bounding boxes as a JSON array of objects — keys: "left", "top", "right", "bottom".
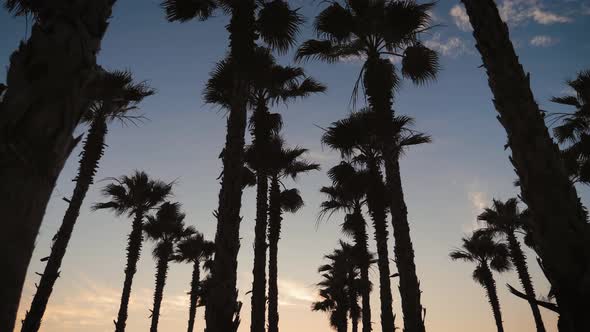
[{"left": 2, "top": 0, "right": 590, "bottom": 331}]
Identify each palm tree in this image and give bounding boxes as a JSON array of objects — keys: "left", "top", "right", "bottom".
[
  {"left": 144, "top": 202, "right": 190, "bottom": 332},
  {"left": 1, "top": 2, "right": 119, "bottom": 327},
  {"left": 450, "top": 231, "right": 512, "bottom": 332},
  {"left": 162, "top": 2, "right": 303, "bottom": 329},
  {"left": 458, "top": 2, "right": 590, "bottom": 329},
  {"left": 93, "top": 171, "right": 173, "bottom": 332},
  {"left": 478, "top": 198, "right": 545, "bottom": 332},
  {"left": 266, "top": 136, "right": 320, "bottom": 332},
  {"left": 174, "top": 232, "right": 215, "bottom": 332},
  {"left": 297, "top": 3, "right": 439, "bottom": 330},
  {"left": 205, "top": 47, "right": 325, "bottom": 332},
  {"left": 20, "top": 70, "right": 154, "bottom": 332},
  {"left": 319, "top": 162, "right": 373, "bottom": 332}
]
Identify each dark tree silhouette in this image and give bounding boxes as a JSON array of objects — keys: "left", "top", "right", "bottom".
[
  {"left": 478, "top": 199, "right": 545, "bottom": 332},
  {"left": 458, "top": 2, "right": 590, "bottom": 330},
  {"left": 144, "top": 202, "right": 191, "bottom": 332},
  {"left": 162, "top": 1, "right": 304, "bottom": 329},
  {"left": 319, "top": 162, "right": 374, "bottom": 332},
  {"left": 297, "top": 2, "right": 439, "bottom": 330},
  {"left": 93, "top": 171, "right": 173, "bottom": 332},
  {"left": 450, "top": 231, "right": 512, "bottom": 332},
  {"left": 266, "top": 136, "right": 319, "bottom": 332},
  {"left": 174, "top": 232, "right": 215, "bottom": 332},
  {"left": 20, "top": 70, "right": 154, "bottom": 332},
  {"left": 0, "top": 2, "right": 118, "bottom": 328}
]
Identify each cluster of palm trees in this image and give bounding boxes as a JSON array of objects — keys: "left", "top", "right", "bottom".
[{"left": 2, "top": 0, "right": 590, "bottom": 331}]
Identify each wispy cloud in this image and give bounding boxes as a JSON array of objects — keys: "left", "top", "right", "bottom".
[
  {"left": 424, "top": 34, "right": 472, "bottom": 58},
  {"left": 450, "top": 5, "right": 472, "bottom": 31},
  {"left": 530, "top": 35, "right": 559, "bottom": 47},
  {"left": 278, "top": 279, "right": 316, "bottom": 307}
]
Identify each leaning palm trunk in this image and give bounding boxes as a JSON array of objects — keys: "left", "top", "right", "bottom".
[
  {"left": 115, "top": 211, "right": 145, "bottom": 332},
  {"left": 205, "top": 1, "right": 256, "bottom": 331},
  {"left": 187, "top": 261, "right": 200, "bottom": 332},
  {"left": 21, "top": 114, "right": 108, "bottom": 332},
  {"left": 150, "top": 253, "right": 171, "bottom": 332},
  {"left": 506, "top": 232, "right": 545, "bottom": 332},
  {"left": 365, "top": 160, "right": 395, "bottom": 332},
  {"left": 251, "top": 103, "right": 271, "bottom": 332},
  {"left": 351, "top": 206, "right": 372, "bottom": 332},
  {"left": 364, "top": 56, "right": 425, "bottom": 332},
  {"left": 460, "top": 1, "right": 590, "bottom": 330},
  {"left": 482, "top": 264, "right": 504, "bottom": 332},
  {"left": 267, "top": 176, "right": 281, "bottom": 332},
  {"left": 0, "top": 2, "right": 116, "bottom": 329}
]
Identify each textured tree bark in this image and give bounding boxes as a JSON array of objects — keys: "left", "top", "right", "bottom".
[
  {"left": 0, "top": 2, "right": 116, "bottom": 329},
  {"left": 21, "top": 115, "right": 107, "bottom": 332},
  {"left": 205, "top": 1, "right": 256, "bottom": 331},
  {"left": 187, "top": 262, "right": 200, "bottom": 332},
  {"left": 115, "top": 211, "right": 145, "bottom": 332},
  {"left": 507, "top": 232, "right": 545, "bottom": 332},
  {"left": 482, "top": 265, "right": 504, "bottom": 332},
  {"left": 267, "top": 177, "right": 281, "bottom": 332},
  {"left": 150, "top": 254, "right": 170, "bottom": 332},
  {"left": 460, "top": 1, "right": 590, "bottom": 330}
]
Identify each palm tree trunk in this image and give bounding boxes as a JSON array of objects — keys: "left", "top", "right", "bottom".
[
  {"left": 459, "top": 1, "right": 590, "bottom": 330},
  {"left": 205, "top": 1, "right": 256, "bottom": 331},
  {"left": 187, "top": 261, "right": 200, "bottom": 332},
  {"left": 150, "top": 254, "right": 170, "bottom": 332},
  {"left": 507, "top": 232, "right": 545, "bottom": 332},
  {"left": 353, "top": 206, "right": 372, "bottom": 332},
  {"left": 115, "top": 210, "right": 145, "bottom": 332},
  {"left": 336, "top": 305, "right": 348, "bottom": 332},
  {"left": 0, "top": 2, "right": 116, "bottom": 329},
  {"left": 251, "top": 103, "right": 270, "bottom": 332},
  {"left": 364, "top": 56, "right": 425, "bottom": 332},
  {"left": 267, "top": 176, "right": 282, "bottom": 332},
  {"left": 365, "top": 160, "right": 396, "bottom": 332},
  {"left": 21, "top": 115, "right": 108, "bottom": 332},
  {"left": 482, "top": 264, "right": 504, "bottom": 332},
  {"left": 348, "top": 268, "right": 360, "bottom": 332}
]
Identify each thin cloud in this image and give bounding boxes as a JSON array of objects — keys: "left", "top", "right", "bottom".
[
  {"left": 530, "top": 35, "right": 559, "bottom": 47},
  {"left": 450, "top": 5, "right": 472, "bottom": 31},
  {"left": 278, "top": 279, "right": 316, "bottom": 306},
  {"left": 498, "top": 0, "right": 572, "bottom": 26},
  {"left": 424, "top": 34, "right": 473, "bottom": 58}
]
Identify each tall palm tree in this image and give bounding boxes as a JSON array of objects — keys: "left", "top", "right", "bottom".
[
  {"left": 0, "top": 2, "right": 119, "bottom": 328},
  {"left": 162, "top": 2, "right": 303, "bottom": 329},
  {"left": 319, "top": 162, "right": 373, "bottom": 332},
  {"left": 478, "top": 198, "right": 545, "bottom": 332},
  {"left": 450, "top": 231, "right": 512, "bottom": 332},
  {"left": 174, "top": 232, "right": 215, "bottom": 332},
  {"left": 266, "top": 136, "right": 320, "bottom": 332},
  {"left": 297, "top": 3, "right": 439, "bottom": 330},
  {"left": 205, "top": 47, "right": 325, "bottom": 332},
  {"left": 458, "top": 2, "right": 590, "bottom": 330},
  {"left": 20, "top": 71, "right": 154, "bottom": 332},
  {"left": 93, "top": 171, "right": 173, "bottom": 332},
  {"left": 144, "top": 202, "right": 190, "bottom": 332}
]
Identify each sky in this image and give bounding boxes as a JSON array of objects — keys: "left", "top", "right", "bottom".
[{"left": 2, "top": 0, "right": 590, "bottom": 331}]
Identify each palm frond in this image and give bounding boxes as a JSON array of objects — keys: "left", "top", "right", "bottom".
[
  {"left": 314, "top": 2, "right": 354, "bottom": 42},
  {"left": 280, "top": 188, "right": 304, "bottom": 213},
  {"left": 161, "top": 0, "right": 217, "bottom": 22},
  {"left": 257, "top": 0, "right": 304, "bottom": 54},
  {"left": 401, "top": 44, "right": 439, "bottom": 85}
]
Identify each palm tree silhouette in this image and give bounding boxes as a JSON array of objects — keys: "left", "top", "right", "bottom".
[
  {"left": 20, "top": 70, "right": 154, "bottom": 332},
  {"left": 297, "top": 2, "right": 439, "bottom": 329},
  {"left": 478, "top": 198, "right": 546, "bottom": 332},
  {"left": 144, "top": 202, "right": 191, "bottom": 332},
  {"left": 319, "top": 162, "right": 373, "bottom": 332},
  {"left": 450, "top": 231, "right": 512, "bottom": 332},
  {"left": 265, "top": 136, "right": 320, "bottom": 332},
  {"left": 162, "top": 2, "right": 304, "bottom": 329},
  {"left": 1, "top": 2, "right": 119, "bottom": 327},
  {"left": 458, "top": 2, "right": 590, "bottom": 329},
  {"left": 93, "top": 171, "right": 173, "bottom": 332},
  {"left": 174, "top": 231, "right": 215, "bottom": 332}
]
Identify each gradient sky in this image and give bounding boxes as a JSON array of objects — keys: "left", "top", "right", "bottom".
[{"left": 2, "top": 0, "right": 590, "bottom": 331}]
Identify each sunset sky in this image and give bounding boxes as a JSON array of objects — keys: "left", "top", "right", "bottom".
[{"left": 2, "top": 0, "right": 590, "bottom": 331}]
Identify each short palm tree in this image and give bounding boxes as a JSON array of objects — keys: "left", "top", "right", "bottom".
[
  {"left": 144, "top": 202, "right": 190, "bottom": 332},
  {"left": 21, "top": 70, "right": 154, "bottom": 332},
  {"left": 93, "top": 171, "right": 173, "bottom": 332},
  {"left": 319, "top": 162, "right": 373, "bottom": 332},
  {"left": 173, "top": 231, "right": 215, "bottom": 332},
  {"left": 458, "top": 2, "right": 590, "bottom": 329},
  {"left": 1, "top": 2, "right": 119, "bottom": 327},
  {"left": 450, "top": 231, "right": 512, "bottom": 332},
  {"left": 163, "top": 2, "right": 303, "bottom": 329},
  {"left": 266, "top": 136, "right": 320, "bottom": 332},
  {"left": 478, "top": 198, "right": 545, "bottom": 332}
]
